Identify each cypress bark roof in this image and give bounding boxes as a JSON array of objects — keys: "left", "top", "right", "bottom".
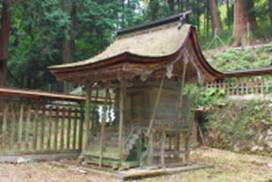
[{"left": 50, "top": 22, "right": 190, "bottom": 69}]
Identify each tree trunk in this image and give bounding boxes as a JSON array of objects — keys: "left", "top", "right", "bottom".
[
  {"left": 177, "top": 0, "right": 186, "bottom": 11},
  {"left": 233, "top": 0, "right": 257, "bottom": 46},
  {"left": 269, "top": 0, "right": 272, "bottom": 25},
  {"left": 62, "top": 0, "right": 76, "bottom": 93},
  {"left": 205, "top": 0, "right": 210, "bottom": 37},
  {"left": 209, "top": 0, "right": 222, "bottom": 35},
  {"left": 167, "top": 0, "right": 175, "bottom": 12},
  {"left": 0, "top": 0, "right": 11, "bottom": 86},
  {"left": 225, "top": 0, "right": 233, "bottom": 29}
]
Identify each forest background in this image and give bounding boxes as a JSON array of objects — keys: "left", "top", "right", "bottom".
[{"left": 0, "top": 0, "right": 271, "bottom": 91}]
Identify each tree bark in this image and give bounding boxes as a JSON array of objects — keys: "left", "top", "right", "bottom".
[
  {"left": 233, "top": 0, "right": 257, "bottom": 46},
  {"left": 0, "top": 0, "right": 11, "bottom": 86},
  {"left": 209, "top": 0, "right": 222, "bottom": 35},
  {"left": 62, "top": 0, "right": 76, "bottom": 92}
]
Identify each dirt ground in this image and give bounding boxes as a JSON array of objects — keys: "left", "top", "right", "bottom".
[{"left": 0, "top": 147, "right": 271, "bottom": 182}]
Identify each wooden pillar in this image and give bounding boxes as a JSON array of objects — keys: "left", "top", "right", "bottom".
[
  {"left": 99, "top": 88, "right": 109, "bottom": 167},
  {"left": 176, "top": 133, "right": 180, "bottom": 158},
  {"left": 92, "top": 88, "right": 99, "bottom": 132},
  {"left": 147, "top": 131, "right": 153, "bottom": 165},
  {"left": 147, "top": 75, "right": 165, "bottom": 135},
  {"left": 177, "top": 55, "right": 190, "bottom": 164},
  {"left": 118, "top": 80, "right": 126, "bottom": 161},
  {"left": 177, "top": 58, "right": 188, "bottom": 123},
  {"left": 82, "top": 86, "right": 91, "bottom": 153},
  {"left": 184, "top": 130, "right": 190, "bottom": 163},
  {"left": 160, "top": 131, "right": 166, "bottom": 168}
]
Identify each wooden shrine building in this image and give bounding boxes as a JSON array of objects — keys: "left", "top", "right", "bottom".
[{"left": 49, "top": 13, "right": 272, "bottom": 168}]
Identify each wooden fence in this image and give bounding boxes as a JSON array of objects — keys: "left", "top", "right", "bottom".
[
  {"left": 206, "top": 78, "right": 271, "bottom": 96},
  {"left": 0, "top": 88, "right": 85, "bottom": 158}
]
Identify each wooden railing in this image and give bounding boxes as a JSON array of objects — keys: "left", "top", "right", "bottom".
[
  {"left": 0, "top": 87, "right": 85, "bottom": 157},
  {"left": 206, "top": 78, "right": 271, "bottom": 96}
]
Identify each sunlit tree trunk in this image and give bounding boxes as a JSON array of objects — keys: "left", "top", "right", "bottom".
[
  {"left": 233, "top": 0, "right": 257, "bottom": 46},
  {"left": 0, "top": 0, "right": 11, "bottom": 86},
  {"left": 209, "top": 0, "right": 222, "bottom": 35}
]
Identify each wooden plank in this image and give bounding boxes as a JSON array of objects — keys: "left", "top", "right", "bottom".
[
  {"left": 25, "top": 105, "right": 32, "bottom": 150},
  {"left": 60, "top": 107, "right": 65, "bottom": 151},
  {"left": 72, "top": 109, "right": 78, "bottom": 150},
  {"left": 47, "top": 106, "right": 53, "bottom": 150},
  {"left": 40, "top": 106, "right": 45, "bottom": 151},
  {"left": 54, "top": 106, "right": 59, "bottom": 151},
  {"left": 18, "top": 104, "right": 24, "bottom": 149},
  {"left": 66, "top": 107, "right": 71, "bottom": 150},
  {"left": 119, "top": 164, "right": 213, "bottom": 180},
  {"left": 1, "top": 104, "right": 8, "bottom": 149},
  {"left": 32, "top": 104, "right": 39, "bottom": 151},
  {"left": 0, "top": 87, "right": 85, "bottom": 102},
  {"left": 9, "top": 105, "right": 16, "bottom": 149}
]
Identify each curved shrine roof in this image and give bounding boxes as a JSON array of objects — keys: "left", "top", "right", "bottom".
[
  {"left": 49, "top": 13, "right": 272, "bottom": 84},
  {"left": 50, "top": 22, "right": 191, "bottom": 69}
]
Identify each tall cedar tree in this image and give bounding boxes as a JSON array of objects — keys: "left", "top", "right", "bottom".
[
  {"left": 233, "top": 0, "right": 257, "bottom": 46},
  {"left": 209, "top": 0, "right": 222, "bottom": 35},
  {"left": 62, "top": 0, "right": 77, "bottom": 92},
  {"left": 0, "top": 0, "right": 10, "bottom": 86}
]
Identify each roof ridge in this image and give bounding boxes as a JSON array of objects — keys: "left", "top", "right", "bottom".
[{"left": 117, "top": 10, "right": 191, "bottom": 36}]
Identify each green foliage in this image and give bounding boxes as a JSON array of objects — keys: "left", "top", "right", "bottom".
[
  {"left": 206, "top": 43, "right": 272, "bottom": 72},
  {"left": 183, "top": 84, "right": 225, "bottom": 108}
]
